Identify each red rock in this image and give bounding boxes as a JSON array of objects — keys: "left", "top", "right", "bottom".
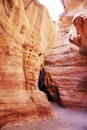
[
  {"left": 69, "top": 14, "right": 87, "bottom": 54},
  {"left": 43, "top": 0, "right": 87, "bottom": 110},
  {"left": 0, "top": 0, "right": 56, "bottom": 127}
]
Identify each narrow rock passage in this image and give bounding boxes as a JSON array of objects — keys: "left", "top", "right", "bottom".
[{"left": 1, "top": 102, "right": 87, "bottom": 130}]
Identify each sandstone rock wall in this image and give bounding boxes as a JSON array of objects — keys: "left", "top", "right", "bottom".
[
  {"left": 61, "top": 0, "right": 84, "bottom": 11},
  {"left": 0, "top": 0, "right": 56, "bottom": 127},
  {"left": 42, "top": 0, "right": 87, "bottom": 109}
]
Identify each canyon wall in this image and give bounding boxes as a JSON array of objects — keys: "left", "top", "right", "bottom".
[
  {"left": 62, "top": 0, "right": 84, "bottom": 10},
  {"left": 0, "top": 0, "right": 56, "bottom": 127},
  {"left": 42, "top": 0, "right": 87, "bottom": 109}
]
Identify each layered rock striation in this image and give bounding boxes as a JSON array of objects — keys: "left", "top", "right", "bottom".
[
  {"left": 69, "top": 13, "right": 87, "bottom": 54},
  {"left": 42, "top": 0, "right": 87, "bottom": 109},
  {"left": 0, "top": 0, "right": 56, "bottom": 127}
]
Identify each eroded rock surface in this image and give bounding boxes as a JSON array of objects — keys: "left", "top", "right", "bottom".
[
  {"left": 42, "top": 0, "right": 87, "bottom": 109},
  {"left": 61, "top": 0, "right": 84, "bottom": 11},
  {"left": 69, "top": 14, "right": 87, "bottom": 54},
  {"left": 0, "top": 0, "right": 56, "bottom": 127}
]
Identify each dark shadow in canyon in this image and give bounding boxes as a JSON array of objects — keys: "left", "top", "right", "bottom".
[
  {"left": 79, "top": 75, "right": 87, "bottom": 92},
  {"left": 38, "top": 68, "right": 53, "bottom": 101},
  {"left": 38, "top": 68, "right": 62, "bottom": 107}
]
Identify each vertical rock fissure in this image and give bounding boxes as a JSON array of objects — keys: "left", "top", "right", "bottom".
[{"left": 38, "top": 68, "right": 62, "bottom": 105}]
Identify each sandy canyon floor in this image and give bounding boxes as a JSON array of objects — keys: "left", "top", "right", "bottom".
[{"left": 1, "top": 102, "right": 87, "bottom": 130}]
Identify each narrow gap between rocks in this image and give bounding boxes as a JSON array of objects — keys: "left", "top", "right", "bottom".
[{"left": 38, "top": 68, "right": 62, "bottom": 106}]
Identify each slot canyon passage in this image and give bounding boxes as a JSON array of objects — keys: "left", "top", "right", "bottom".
[{"left": 0, "top": 0, "right": 87, "bottom": 130}]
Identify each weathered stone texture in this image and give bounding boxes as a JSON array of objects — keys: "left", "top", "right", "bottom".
[
  {"left": 61, "top": 0, "right": 84, "bottom": 10},
  {"left": 69, "top": 13, "right": 87, "bottom": 54},
  {"left": 0, "top": 0, "right": 56, "bottom": 127},
  {"left": 42, "top": 0, "right": 87, "bottom": 109}
]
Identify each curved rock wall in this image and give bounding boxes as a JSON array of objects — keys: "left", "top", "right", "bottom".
[
  {"left": 0, "top": 0, "right": 56, "bottom": 127},
  {"left": 43, "top": 0, "right": 87, "bottom": 109}
]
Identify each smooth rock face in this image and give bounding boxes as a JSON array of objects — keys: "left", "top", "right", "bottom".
[
  {"left": 42, "top": 0, "right": 87, "bottom": 109},
  {"left": 0, "top": 0, "right": 56, "bottom": 127}
]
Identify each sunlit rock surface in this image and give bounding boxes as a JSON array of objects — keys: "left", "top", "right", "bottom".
[
  {"left": 61, "top": 0, "right": 84, "bottom": 10},
  {"left": 42, "top": 0, "right": 87, "bottom": 109},
  {"left": 0, "top": 0, "right": 56, "bottom": 127},
  {"left": 69, "top": 13, "right": 87, "bottom": 54}
]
